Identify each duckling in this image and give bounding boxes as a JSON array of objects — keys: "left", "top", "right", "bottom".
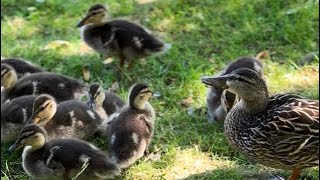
[
  {"left": 87, "top": 83, "right": 125, "bottom": 121},
  {"left": 107, "top": 83, "right": 155, "bottom": 168},
  {"left": 9, "top": 124, "right": 120, "bottom": 180},
  {"left": 201, "top": 68, "right": 319, "bottom": 180},
  {"left": 77, "top": 4, "right": 171, "bottom": 69},
  {"left": 204, "top": 57, "right": 263, "bottom": 124},
  {"left": 1, "top": 95, "right": 38, "bottom": 143},
  {"left": 1, "top": 63, "right": 87, "bottom": 103},
  {"left": 1, "top": 58, "right": 44, "bottom": 78},
  {"left": 27, "top": 94, "right": 102, "bottom": 140}
]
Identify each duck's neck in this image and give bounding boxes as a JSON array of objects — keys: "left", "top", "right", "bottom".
[
  {"left": 133, "top": 101, "right": 155, "bottom": 118},
  {"left": 239, "top": 96, "right": 269, "bottom": 114},
  {"left": 224, "top": 92, "right": 269, "bottom": 145}
]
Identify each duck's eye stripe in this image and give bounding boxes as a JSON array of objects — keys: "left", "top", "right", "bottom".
[
  {"left": 36, "top": 106, "right": 46, "bottom": 114},
  {"left": 1, "top": 70, "right": 9, "bottom": 77},
  {"left": 230, "top": 77, "right": 252, "bottom": 84},
  {"left": 141, "top": 90, "right": 152, "bottom": 94},
  {"left": 94, "top": 91, "right": 101, "bottom": 99},
  {"left": 21, "top": 131, "right": 35, "bottom": 139}
]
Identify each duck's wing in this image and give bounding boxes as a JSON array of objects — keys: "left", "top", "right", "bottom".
[
  {"left": 42, "top": 145, "right": 65, "bottom": 174},
  {"left": 254, "top": 94, "right": 319, "bottom": 166}
]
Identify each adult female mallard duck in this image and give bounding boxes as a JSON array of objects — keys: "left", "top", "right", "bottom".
[
  {"left": 1, "top": 95, "right": 37, "bottom": 143},
  {"left": 1, "top": 58, "right": 44, "bottom": 78},
  {"left": 204, "top": 57, "right": 263, "bottom": 124},
  {"left": 201, "top": 68, "right": 319, "bottom": 180},
  {"left": 9, "top": 124, "right": 120, "bottom": 180},
  {"left": 107, "top": 83, "right": 155, "bottom": 168},
  {"left": 27, "top": 94, "right": 102, "bottom": 140},
  {"left": 1, "top": 63, "right": 87, "bottom": 103},
  {"left": 87, "top": 83, "right": 125, "bottom": 120},
  {"left": 76, "top": 4, "right": 171, "bottom": 69}
]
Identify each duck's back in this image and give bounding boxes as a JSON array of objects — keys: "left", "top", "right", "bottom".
[
  {"left": 25, "top": 139, "right": 118, "bottom": 179},
  {"left": 229, "top": 94, "right": 319, "bottom": 170},
  {"left": 1, "top": 95, "right": 37, "bottom": 124},
  {"left": 43, "top": 139, "right": 106, "bottom": 168},
  {"left": 8, "top": 72, "right": 85, "bottom": 102},
  {"left": 85, "top": 20, "right": 165, "bottom": 56},
  {"left": 46, "top": 100, "right": 101, "bottom": 139},
  {"left": 103, "top": 92, "right": 125, "bottom": 115},
  {"left": 107, "top": 107, "right": 154, "bottom": 160},
  {"left": 1, "top": 58, "right": 44, "bottom": 78}
]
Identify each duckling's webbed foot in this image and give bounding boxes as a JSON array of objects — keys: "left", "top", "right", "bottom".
[{"left": 288, "top": 169, "right": 301, "bottom": 180}]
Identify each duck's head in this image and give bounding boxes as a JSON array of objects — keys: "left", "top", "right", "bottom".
[
  {"left": 201, "top": 68, "right": 268, "bottom": 102},
  {"left": 9, "top": 124, "right": 46, "bottom": 152},
  {"left": 77, "top": 4, "right": 111, "bottom": 27},
  {"left": 1, "top": 63, "right": 18, "bottom": 89},
  {"left": 129, "top": 83, "right": 153, "bottom": 110},
  {"left": 88, "top": 83, "right": 105, "bottom": 109},
  {"left": 28, "top": 94, "right": 57, "bottom": 124}
]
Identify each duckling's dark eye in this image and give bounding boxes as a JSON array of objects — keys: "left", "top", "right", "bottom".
[{"left": 91, "top": 11, "right": 100, "bottom": 16}]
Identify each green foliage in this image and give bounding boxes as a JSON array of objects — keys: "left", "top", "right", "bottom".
[{"left": 1, "top": 0, "right": 319, "bottom": 179}]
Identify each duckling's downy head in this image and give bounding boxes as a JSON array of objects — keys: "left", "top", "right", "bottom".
[
  {"left": 9, "top": 124, "right": 46, "bottom": 152},
  {"left": 29, "top": 94, "right": 57, "bottom": 124},
  {"left": 1, "top": 64, "right": 18, "bottom": 89},
  {"left": 202, "top": 68, "right": 268, "bottom": 102},
  {"left": 129, "top": 83, "right": 152, "bottom": 110},
  {"left": 88, "top": 83, "right": 106, "bottom": 109},
  {"left": 77, "top": 4, "right": 110, "bottom": 27}
]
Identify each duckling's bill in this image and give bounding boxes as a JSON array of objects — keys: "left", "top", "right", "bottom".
[
  {"left": 76, "top": 16, "right": 90, "bottom": 27},
  {"left": 87, "top": 98, "right": 96, "bottom": 109},
  {"left": 201, "top": 76, "right": 229, "bottom": 89},
  {"left": 8, "top": 140, "right": 23, "bottom": 152}
]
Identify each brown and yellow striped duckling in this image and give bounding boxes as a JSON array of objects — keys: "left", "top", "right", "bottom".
[
  {"left": 107, "top": 83, "right": 155, "bottom": 168},
  {"left": 9, "top": 124, "right": 120, "bottom": 180},
  {"left": 1, "top": 95, "right": 38, "bottom": 143},
  {"left": 87, "top": 83, "right": 125, "bottom": 121},
  {"left": 1, "top": 58, "right": 44, "bottom": 78},
  {"left": 27, "top": 94, "right": 102, "bottom": 140},
  {"left": 201, "top": 68, "right": 319, "bottom": 180},
  {"left": 204, "top": 57, "right": 263, "bottom": 124},
  {"left": 77, "top": 4, "right": 171, "bottom": 69},
  {"left": 1, "top": 64, "right": 87, "bottom": 103}
]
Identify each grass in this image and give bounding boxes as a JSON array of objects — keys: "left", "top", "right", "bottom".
[{"left": 1, "top": 0, "right": 319, "bottom": 179}]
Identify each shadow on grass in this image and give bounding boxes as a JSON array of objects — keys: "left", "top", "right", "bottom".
[{"left": 179, "top": 166, "right": 318, "bottom": 180}]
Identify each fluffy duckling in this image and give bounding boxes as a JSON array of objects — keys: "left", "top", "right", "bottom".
[
  {"left": 27, "top": 94, "right": 102, "bottom": 140},
  {"left": 204, "top": 57, "right": 263, "bottom": 124},
  {"left": 1, "top": 63, "right": 87, "bottom": 103},
  {"left": 77, "top": 4, "right": 171, "bottom": 69},
  {"left": 1, "top": 95, "right": 38, "bottom": 143},
  {"left": 1, "top": 58, "right": 44, "bottom": 78},
  {"left": 9, "top": 124, "right": 120, "bottom": 180},
  {"left": 107, "top": 83, "right": 155, "bottom": 168},
  {"left": 88, "top": 83, "right": 125, "bottom": 120},
  {"left": 201, "top": 68, "right": 319, "bottom": 180}
]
